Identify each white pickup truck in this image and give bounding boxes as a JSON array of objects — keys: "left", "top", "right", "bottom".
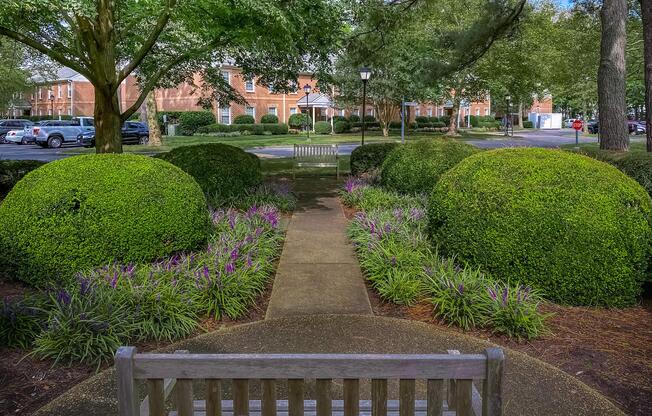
[{"left": 32, "top": 117, "right": 95, "bottom": 148}]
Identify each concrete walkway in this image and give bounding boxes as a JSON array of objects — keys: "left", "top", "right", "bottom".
[{"left": 265, "top": 177, "right": 372, "bottom": 319}]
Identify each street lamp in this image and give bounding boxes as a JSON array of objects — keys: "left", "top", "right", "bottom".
[
  {"left": 303, "top": 84, "right": 311, "bottom": 141},
  {"left": 359, "top": 67, "right": 371, "bottom": 145},
  {"left": 49, "top": 90, "right": 54, "bottom": 119},
  {"left": 504, "top": 94, "right": 511, "bottom": 137}
]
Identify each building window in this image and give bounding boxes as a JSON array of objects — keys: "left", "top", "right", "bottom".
[
  {"left": 268, "top": 106, "right": 277, "bottom": 116},
  {"left": 67, "top": 83, "right": 72, "bottom": 98},
  {"left": 220, "top": 106, "right": 231, "bottom": 124},
  {"left": 339, "top": 109, "right": 345, "bottom": 117},
  {"left": 290, "top": 107, "right": 297, "bottom": 115},
  {"left": 427, "top": 108, "right": 433, "bottom": 117},
  {"left": 367, "top": 108, "right": 374, "bottom": 116},
  {"left": 289, "top": 82, "right": 298, "bottom": 94},
  {"left": 439, "top": 108, "right": 444, "bottom": 116},
  {"left": 38, "top": 88, "right": 42, "bottom": 100},
  {"left": 245, "top": 106, "right": 255, "bottom": 118},
  {"left": 476, "top": 109, "right": 480, "bottom": 116},
  {"left": 68, "top": 107, "right": 72, "bottom": 116},
  {"left": 38, "top": 109, "right": 42, "bottom": 116},
  {"left": 245, "top": 79, "right": 254, "bottom": 92},
  {"left": 267, "top": 83, "right": 275, "bottom": 93},
  {"left": 58, "top": 85, "right": 62, "bottom": 98},
  {"left": 221, "top": 71, "right": 230, "bottom": 85},
  {"left": 536, "top": 106, "right": 540, "bottom": 113},
  {"left": 353, "top": 109, "right": 360, "bottom": 116},
  {"left": 48, "top": 108, "right": 52, "bottom": 116},
  {"left": 415, "top": 108, "right": 420, "bottom": 117},
  {"left": 485, "top": 108, "right": 489, "bottom": 116}
]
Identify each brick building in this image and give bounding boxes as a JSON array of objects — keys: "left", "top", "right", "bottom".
[{"left": 26, "top": 66, "right": 552, "bottom": 126}]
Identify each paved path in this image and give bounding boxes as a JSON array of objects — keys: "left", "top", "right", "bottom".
[{"left": 265, "top": 178, "right": 372, "bottom": 319}]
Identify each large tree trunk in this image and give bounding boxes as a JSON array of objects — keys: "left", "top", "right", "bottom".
[
  {"left": 517, "top": 102, "right": 524, "bottom": 129},
  {"left": 641, "top": 0, "right": 652, "bottom": 152},
  {"left": 146, "top": 91, "right": 162, "bottom": 146},
  {"left": 94, "top": 87, "right": 123, "bottom": 153},
  {"left": 598, "top": 0, "right": 629, "bottom": 151},
  {"left": 447, "top": 98, "right": 460, "bottom": 136}
]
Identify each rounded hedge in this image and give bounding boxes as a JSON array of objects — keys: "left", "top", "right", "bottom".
[
  {"left": 234, "top": 114, "right": 255, "bottom": 124},
  {"left": 334, "top": 120, "right": 350, "bottom": 134},
  {"left": 428, "top": 148, "right": 652, "bottom": 307},
  {"left": 177, "top": 111, "right": 215, "bottom": 135},
  {"left": 381, "top": 139, "right": 478, "bottom": 194},
  {"left": 0, "top": 155, "right": 211, "bottom": 286},
  {"left": 314, "top": 121, "right": 331, "bottom": 134},
  {"left": 350, "top": 143, "right": 399, "bottom": 176},
  {"left": 288, "top": 113, "right": 311, "bottom": 129},
  {"left": 157, "top": 143, "right": 262, "bottom": 202},
  {"left": 260, "top": 114, "right": 279, "bottom": 124}
]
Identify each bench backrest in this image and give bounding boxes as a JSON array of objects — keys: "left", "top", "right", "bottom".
[
  {"left": 116, "top": 347, "right": 504, "bottom": 416},
  {"left": 294, "top": 144, "right": 338, "bottom": 166}
]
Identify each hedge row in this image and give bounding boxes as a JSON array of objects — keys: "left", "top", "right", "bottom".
[
  {"left": 350, "top": 143, "right": 399, "bottom": 176},
  {"left": 0, "top": 160, "right": 46, "bottom": 195},
  {"left": 196, "top": 123, "right": 289, "bottom": 135},
  {"left": 577, "top": 148, "right": 652, "bottom": 196}
]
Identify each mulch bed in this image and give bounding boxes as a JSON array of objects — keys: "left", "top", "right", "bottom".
[
  {"left": 366, "top": 283, "right": 652, "bottom": 416},
  {"left": 0, "top": 267, "right": 277, "bottom": 415}
]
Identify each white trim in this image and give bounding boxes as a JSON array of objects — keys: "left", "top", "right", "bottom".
[
  {"left": 245, "top": 105, "right": 255, "bottom": 119},
  {"left": 57, "top": 84, "right": 62, "bottom": 98},
  {"left": 220, "top": 106, "right": 231, "bottom": 125},
  {"left": 222, "top": 70, "right": 230, "bottom": 85},
  {"left": 268, "top": 105, "right": 278, "bottom": 116},
  {"left": 245, "top": 79, "right": 255, "bottom": 92}
]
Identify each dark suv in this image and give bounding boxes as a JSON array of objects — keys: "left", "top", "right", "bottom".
[
  {"left": 0, "top": 119, "right": 34, "bottom": 143},
  {"left": 77, "top": 122, "right": 150, "bottom": 148}
]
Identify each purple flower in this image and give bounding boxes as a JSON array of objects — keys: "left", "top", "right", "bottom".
[
  {"left": 110, "top": 271, "right": 119, "bottom": 288},
  {"left": 393, "top": 209, "right": 403, "bottom": 221},
  {"left": 203, "top": 265, "right": 210, "bottom": 282},
  {"left": 487, "top": 287, "right": 497, "bottom": 300},
  {"left": 390, "top": 256, "right": 397, "bottom": 266},
  {"left": 230, "top": 248, "right": 239, "bottom": 260},
  {"left": 457, "top": 284, "right": 464, "bottom": 295},
  {"left": 225, "top": 262, "right": 236, "bottom": 274},
  {"left": 502, "top": 288, "right": 508, "bottom": 306},
  {"left": 79, "top": 279, "right": 92, "bottom": 296},
  {"left": 409, "top": 208, "right": 425, "bottom": 221},
  {"left": 56, "top": 289, "right": 71, "bottom": 306}
]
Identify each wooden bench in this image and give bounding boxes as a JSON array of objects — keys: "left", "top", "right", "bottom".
[
  {"left": 293, "top": 144, "right": 339, "bottom": 179},
  {"left": 116, "top": 347, "right": 504, "bottom": 416}
]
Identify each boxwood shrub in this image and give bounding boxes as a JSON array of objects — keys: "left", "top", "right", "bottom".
[
  {"left": 0, "top": 160, "right": 46, "bottom": 195},
  {"left": 334, "top": 120, "right": 351, "bottom": 134},
  {"left": 428, "top": 148, "right": 652, "bottom": 307},
  {"left": 314, "top": 121, "right": 331, "bottom": 134},
  {"left": 177, "top": 111, "right": 215, "bottom": 135},
  {"left": 576, "top": 148, "right": 652, "bottom": 196},
  {"left": 196, "top": 123, "right": 288, "bottom": 135},
  {"left": 350, "top": 143, "right": 399, "bottom": 176},
  {"left": 288, "top": 113, "right": 311, "bottom": 129},
  {"left": 0, "top": 155, "right": 210, "bottom": 286},
  {"left": 260, "top": 114, "right": 279, "bottom": 124},
  {"left": 381, "top": 139, "right": 478, "bottom": 194},
  {"left": 523, "top": 120, "right": 534, "bottom": 128},
  {"left": 234, "top": 114, "right": 255, "bottom": 124},
  {"left": 156, "top": 143, "right": 262, "bottom": 205}
]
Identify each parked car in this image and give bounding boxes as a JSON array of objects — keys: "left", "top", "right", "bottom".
[
  {"left": 123, "top": 121, "right": 149, "bottom": 142},
  {"left": 76, "top": 123, "right": 148, "bottom": 148},
  {"left": 4, "top": 128, "right": 33, "bottom": 144},
  {"left": 587, "top": 120, "right": 598, "bottom": 134},
  {"left": 33, "top": 117, "right": 94, "bottom": 148},
  {"left": 0, "top": 119, "right": 33, "bottom": 143},
  {"left": 564, "top": 118, "right": 576, "bottom": 128}
]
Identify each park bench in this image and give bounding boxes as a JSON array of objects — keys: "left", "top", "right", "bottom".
[
  {"left": 293, "top": 144, "right": 339, "bottom": 179},
  {"left": 116, "top": 347, "right": 504, "bottom": 416}
]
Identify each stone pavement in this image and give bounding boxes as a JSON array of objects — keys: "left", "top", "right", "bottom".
[{"left": 265, "top": 177, "right": 372, "bottom": 319}]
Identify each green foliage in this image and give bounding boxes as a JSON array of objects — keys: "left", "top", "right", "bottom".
[
  {"left": 350, "top": 143, "right": 399, "bottom": 176},
  {"left": 469, "top": 115, "right": 495, "bottom": 127},
  {"left": 177, "top": 111, "right": 216, "bottom": 136},
  {"left": 481, "top": 283, "right": 547, "bottom": 340},
  {"left": 348, "top": 114, "right": 360, "bottom": 122},
  {"left": 0, "top": 295, "right": 46, "bottom": 348},
  {"left": 234, "top": 114, "right": 255, "bottom": 124},
  {"left": 333, "top": 120, "right": 351, "bottom": 134},
  {"left": 0, "top": 154, "right": 210, "bottom": 286},
  {"left": 260, "top": 114, "right": 279, "bottom": 123},
  {"left": 429, "top": 148, "right": 652, "bottom": 307},
  {"left": 340, "top": 180, "right": 426, "bottom": 212},
  {"left": 477, "top": 121, "right": 501, "bottom": 129},
  {"left": 381, "top": 139, "right": 478, "bottom": 194},
  {"left": 156, "top": 143, "right": 262, "bottom": 206},
  {"left": 522, "top": 120, "right": 534, "bottom": 128},
  {"left": 0, "top": 159, "right": 46, "bottom": 195},
  {"left": 228, "top": 182, "right": 297, "bottom": 212},
  {"left": 196, "top": 123, "right": 288, "bottom": 135},
  {"left": 288, "top": 113, "right": 311, "bottom": 129},
  {"left": 314, "top": 121, "right": 331, "bottom": 134},
  {"left": 576, "top": 148, "right": 652, "bottom": 196}
]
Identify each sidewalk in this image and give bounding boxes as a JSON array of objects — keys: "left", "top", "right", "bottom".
[{"left": 265, "top": 177, "right": 372, "bottom": 319}]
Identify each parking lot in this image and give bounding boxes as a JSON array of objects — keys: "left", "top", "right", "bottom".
[{"left": 0, "top": 143, "right": 75, "bottom": 162}]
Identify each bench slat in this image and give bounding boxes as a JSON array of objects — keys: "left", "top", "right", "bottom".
[
  {"left": 371, "top": 379, "right": 387, "bottom": 416},
  {"left": 233, "top": 379, "right": 249, "bottom": 416},
  {"left": 262, "top": 379, "right": 276, "bottom": 416},
  {"left": 455, "top": 380, "right": 473, "bottom": 416},
  {"left": 176, "top": 379, "right": 193, "bottom": 416},
  {"left": 206, "top": 379, "right": 222, "bottom": 416},
  {"left": 399, "top": 380, "right": 415, "bottom": 416},
  {"left": 343, "top": 379, "right": 359, "bottom": 416},
  {"left": 426, "top": 380, "right": 444, "bottom": 416},
  {"left": 147, "top": 379, "right": 165, "bottom": 416},
  {"left": 133, "top": 354, "right": 487, "bottom": 380},
  {"left": 316, "top": 379, "right": 331, "bottom": 416},
  {"left": 288, "top": 379, "right": 304, "bottom": 416}
]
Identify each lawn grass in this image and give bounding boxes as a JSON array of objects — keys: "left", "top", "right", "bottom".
[{"left": 560, "top": 138, "right": 648, "bottom": 153}]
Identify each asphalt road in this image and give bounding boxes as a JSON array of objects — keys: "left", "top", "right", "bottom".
[{"left": 0, "top": 129, "right": 601, "bottom": 162}]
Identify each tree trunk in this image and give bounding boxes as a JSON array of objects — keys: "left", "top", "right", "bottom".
[
  {"left": 94, "top": 87, "right": 123, "bottom": 153},
  {"left": 146, "top": 91, "right": 162, "bottom": 146},
  {"left": 517, "top": 102, "right": 524, "bottom": 129},
  {"left": 582, "top": 102, "right": 588, "bottom": 133},
  {"left": 598, "top": 0, "right": 629, "bottom": 151},
  {"left": 641, "top": 0, "right": 652, "bottom": 151},
  {"left": 448, "top": 99, "right": 460, "bottom": 136}
]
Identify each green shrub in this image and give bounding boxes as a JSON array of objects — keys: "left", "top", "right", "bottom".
[
  {"left": 157, "top": 143, "right": 262, "bottom": 205},
  {"left": 523, "top": 120, "right": 534, "bottom": 128},
  {"left": 334, "top": 120, "right": 351, "bottom": 134},
  {"left": 350, "top": 143, "right": 399, "bottom": 176},
  {"left": 349, "top": 114, "right": 360, "bottom": 122},
  {"left": 363, "top": 115, "right": 376, "bottom": 123},
  {"left": 577, "top": 148, "right": 652, "bottom": 196},
  {"left": 0, "top": 155, "right": 210, "bottom": 286},
  {"left": 229, "top": 182, "right": 297, "bottom": 212},
  {"left": 178, "top": 111, "right": 215, "bottom": 135},
  {"left": 196, "top": 123, "right": 288, "bottom": 135},
  {"left": 0, "top": 295, "right": 47, "bottom": 348},
  {"left": 381, "top": 139, "right": 479, "bottom": 194},
  {"left": 260, "top": 114, "right": 279, "bottom": 124},
  {"left": 0, "top": 160, "right": 46, "bottom": 195},
  {"left": 429, "top": 148, "right": 652, "bottom": 307},
  {"left": 234, "top": 114, "right": 255, "bottom": 124},
  {"left": 477, "top": 121, "right": 501, "bottom": 129},
  {"left": 314, "top": 121, "right": 331, "bottom": 134},
  {"left": 480, "top": 283, "right": 547, "bottom": 340},
  {"left": 415, "top": 116, "right": 430, "bottom": 124},
  {"left": 288, "top": 113, "right": 311, "bottom": 129},
  {"left": 331, "top": 115, "right": 348, "bottom": 122}
]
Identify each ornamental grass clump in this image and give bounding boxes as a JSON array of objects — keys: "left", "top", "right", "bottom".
[
  {"left": 481, "top": 283, "right": 547, "bottom": 340},
  {"left": 0, "top": 296, "right": 47, "bottom": 348},
  {"left": 340, "top": 178, "right": 426, "bottom": 212},
  {"left": 228, "top": 181, "right": 297, "bottom": 212}
]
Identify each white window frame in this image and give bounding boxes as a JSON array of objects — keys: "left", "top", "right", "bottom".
[
  {"left": 268, "top": 106, "right": 277, "bottom": 116},
  {"left": 289, "top": 82, "right": 298, "bottom": 95},
  {"left": 67, "top": 83, "right": 72, "bottom": 98},
  {"left": 439, "top": 108, "right": 444, "bottom": 116},
  {"left": 415, "top": 108, "right": 420, "bottom": 117},
  {"left": 339, "top": 109, "right": 345, "bottom": 117},
  {"left": 476, "top": 109, "right": 480, "bottom": 116},
  {"left": 58, "top": 84, "right": 62, "bottom": 98},
  {"left": 220, "top": 106, "right": 231, "bottom": 124},
  {"left": 353, "top": 109, "right": 360, "bottom": 116},
  {"left": 245, "top": 105, "right": 255, "bottom": 118},
  {"left": 68, "top": 107, "right": 72, "bottom": 116},
  {"left": 48, "top": 108, "right": 52, "bottom": 116},
  {"left": 289, "top": 107, "right": 297, "bottom": 115},
  {"left": 222, "top": 70, "right": 230, "bottom": 85},
  {"left": 427, "top": 108, "right": 433, "bottom": 117},
  {"left": 245, "top": 79, "right": 255, "bottom": 92},
  {"left": 484, "top": 108, "right": 489, "bottom": 116},
  {"left": 38, "top": 88, "right": 42, "bottom": 100}
]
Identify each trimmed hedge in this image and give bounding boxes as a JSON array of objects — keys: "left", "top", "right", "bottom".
[
  {"left": 469, "top": 115, "right": 495, "bottom": 127},
  {"left": 314, "top": 121, "right": 331, "bottom": 134},
  {"left": 523, "top": 120, "right": 534, "bottom": 128},
  {"left": 156, "top": 143, "right": 262, "bottom": 204},
  {"left": 0, "top": 155, "right": 210, "bottom": 286},
  {"left": 577, "top": 148, "right": 652, "bottom": 196},
  {"left": 428, "top": 148, "right": 652, "bottom": 307},
  {"left": 260, "top": 114, "right": 279, "bottom": 124},
  {"left": 350, "top": 143, "right": 399, "bottom": 176},
  {"left": 177, "top": 111, "right": 215, "bottom": 135},
  {"left": 334, "top": 120, "right": 351, "bottom": 134},
  {"left": 349, "top": 114, "right": 360, "bottom": 122},
  {"left": 478, "top": 121, "right": 501, "bottom": 129},
  {"left": 196, "top": 123, "right": 288, "bottom": 135},
  {"left": 0, "top": 160, "right": 46, "bottom": 195},
  {"left": 381, "top": 139, "right": 479, "bottom": 194},
  {"left": 288, "top": 113, "right": 311, "bottom": 129},
  {"left": 234, "top": 114, "right": 255, "bottom": 124}
]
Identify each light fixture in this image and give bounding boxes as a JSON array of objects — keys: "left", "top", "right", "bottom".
[
  {"left": 303, "top": 84, "right": 311, "bottom": 95},
  {"left": 359, "top": 67, "right": 372, "bottom": 81}
]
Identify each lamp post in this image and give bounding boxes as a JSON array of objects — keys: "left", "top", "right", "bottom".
[
  {"left": 359, "top": 67, "right": 371, "bottom": 145},
  {"left": 49, "top": 90, "right": 55, "bottom": 119},
  {"left": 303, "top": 84, "right": 311, "bottom": 141},
  {"left": 504, "top": 95, "right": 511, "bottom": 137}
]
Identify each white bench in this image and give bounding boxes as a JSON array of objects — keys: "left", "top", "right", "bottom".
[
  {"left": 116, "top": 348, "right": 504, "bottom": 416},
  {"left": 293, "top": 144, "right": 339, "bottom": 179}
]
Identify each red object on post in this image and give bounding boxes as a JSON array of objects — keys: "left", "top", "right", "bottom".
[{"left": 572, "top": 120, "right": 583, "bottom": 131}]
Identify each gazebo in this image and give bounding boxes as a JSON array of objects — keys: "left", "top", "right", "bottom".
[{"left": 296, "top": 93, "right": 333, "bottom": 131}]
